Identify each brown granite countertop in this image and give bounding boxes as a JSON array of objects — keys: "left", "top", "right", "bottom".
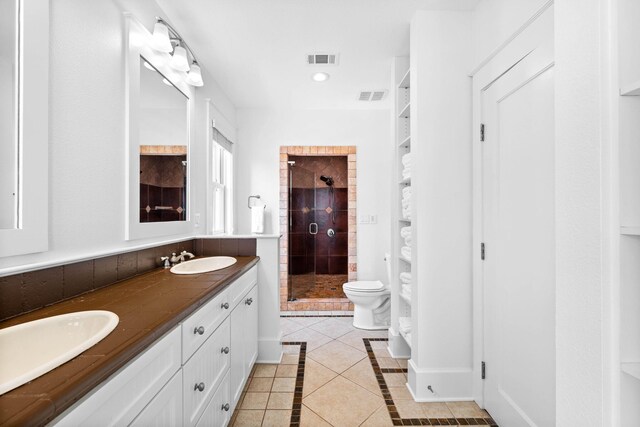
[{"left": 0, "top": 256, "right": 260, "bottom": 426}]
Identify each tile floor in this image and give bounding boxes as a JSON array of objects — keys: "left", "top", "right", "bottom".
[
  {"left": 231, "top": 316, "right": 496, "bottom": 427},
  {"left": 289, "top": 274, "right": 349, "bottom": 299}
]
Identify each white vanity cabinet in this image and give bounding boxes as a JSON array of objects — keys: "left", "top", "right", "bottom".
[
  {"left": 51, "top": 265, "right": 259, "bottom": 427},
  {"left": 230, "top": 284, "right": 259, "bottom": 411}
]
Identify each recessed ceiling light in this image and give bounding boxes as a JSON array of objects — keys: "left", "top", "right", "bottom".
[{"left": 312, "top": 72, "right": 330, "bottom": 82}]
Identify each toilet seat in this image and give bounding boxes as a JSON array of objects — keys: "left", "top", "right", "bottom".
[{"left": 343, "top": 280, "right": 386, "bottom": 292}]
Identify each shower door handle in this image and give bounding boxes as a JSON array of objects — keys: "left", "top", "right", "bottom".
[{"left": 309, "top": 223, "right": 318, "bottom": 235}]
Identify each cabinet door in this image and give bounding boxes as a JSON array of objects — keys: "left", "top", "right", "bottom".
[
  {"left": 130, "top": 371, "right": 182, "bottom": 427},
  {"left": 245, "top": 285, "right": 259, "bottom": 373},
  {"left": 183, "top": 319, "right": 230, "bottom": 427},
  {"left": 52, "top": 328, "right": 181, "bottom": 427},
  {"left": 195, "top": 371, "right": 231, "bottom": 427},
  {"left": 229, "top": 303, "right": 245, "bottom": 411}
]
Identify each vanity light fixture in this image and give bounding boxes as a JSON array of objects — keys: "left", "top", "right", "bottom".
[
  {"left": 170, "top": 44, "right": 190, "bottom": 72},
  {"left": 151, "top": 21, "right": 172, "bottom": 53},
  {"left": 150, "top": 17, "right": 204, "bottom": 86},
  {"left": 312, "top": 72, "right": 330, "bottom": 82},
  {"left": 186, "top": 62, "right": 204, "bottom": 87}
]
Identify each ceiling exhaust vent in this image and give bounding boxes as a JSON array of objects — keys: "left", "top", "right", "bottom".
[
  {"left": 307, "top": 53, "right": 339, "bottom": 65},
  {"left": 358, "top": 90, "right": 388, "bottom": 101}
]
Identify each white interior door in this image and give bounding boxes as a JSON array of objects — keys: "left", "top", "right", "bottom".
[{"left": 481, "top": 23, "right": 555, "bottom": 427}]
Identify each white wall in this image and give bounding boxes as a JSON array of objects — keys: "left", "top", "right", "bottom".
[
  {"left": 471, "top": 0, "right": 550, "bottom": 69},
  {"left": 0, "top": 0, "right": 236, "bottom": 271},
  {"left": 408, "top": 10, "right": 473, "bottom": 400},
  {"left": 235, "top": 108, "right": 391, "bottom": 281},
  {"left": 555, "top": 0, "right": 615, "bottom": 424}
]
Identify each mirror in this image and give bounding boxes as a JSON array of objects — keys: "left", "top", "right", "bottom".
[
  {"left": 138, "top": 56, "right": 189, "bottom": 223},
  {"left": 0, "top": 0, "right": 19, "bottom": 230},
  {"left": 126, "top": 16, "right": 193, "bottom": 240}
]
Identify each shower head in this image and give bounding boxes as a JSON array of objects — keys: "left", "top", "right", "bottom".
[{"left": 320, "top": 175, "right": 334, "bottom": 186}]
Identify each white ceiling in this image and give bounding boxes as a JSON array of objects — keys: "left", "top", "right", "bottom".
[{"left": 156, "top": 0, "right": 479, "bottom": 110}]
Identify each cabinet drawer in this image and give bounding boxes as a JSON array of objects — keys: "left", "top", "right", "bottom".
[
  {"left": 195, "top": 371, "right": 231, "bottom": 427},
  {"left": 182, "top": 286, "right": 231, "bottom": 363},
  {"left": 183, "top": 318, "right": 231, "bottom": 427},
  {"left": 130, "top": 370, "right": 182, "bottom": 426},
  {"left": 229, "top": 266, "right": 257, "bottom": 309},
  {"left": 52, "top": 327, "right": 181, "bottom": 427}
]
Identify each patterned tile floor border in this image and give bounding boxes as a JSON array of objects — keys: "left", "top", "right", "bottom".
[{"left": 363, "top": 338, "right": 499, "bottom": 426}]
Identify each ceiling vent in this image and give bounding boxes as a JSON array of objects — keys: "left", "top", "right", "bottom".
[
  {"left": 358, "top": 90, "right": 388, "bottom": 101},
  {"left": 307, "top": 53, "right": 339, "bottom": 65}
]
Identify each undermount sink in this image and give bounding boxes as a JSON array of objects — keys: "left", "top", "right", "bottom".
[
  {"left": 0, "top": 310, "right": 119, "bottom": 395},
  {"left": 170, "top": 256, "right": 237, "bottom": 275}
]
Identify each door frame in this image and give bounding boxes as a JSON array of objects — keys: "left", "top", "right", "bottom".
[
  {"left": 470, "top": 2, "right": 554, "bottom": 407},
  {"left": 278, "top": 146, "right": 357, "bottom": 312}
]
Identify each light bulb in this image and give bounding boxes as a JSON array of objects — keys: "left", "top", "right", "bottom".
[
  {"left": 312, "top": 72, "right": 330, "bottom": 82},
  {"left": 170, "top": 45, "right": 190, "bottom": 72},
  {"left": 186, "top": 63, "right": 204, "bottom": 87},
  {"left": 151, "top": 21, "right": 172, "bottom": 53}
]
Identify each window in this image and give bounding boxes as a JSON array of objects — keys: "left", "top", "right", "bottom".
[{"left": 211, "top": 128, "right": 233, "bottom": 234}]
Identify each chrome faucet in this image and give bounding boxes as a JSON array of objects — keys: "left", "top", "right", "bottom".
[{"left": 177, "top": 250, "right": 195, "bottom": 263}]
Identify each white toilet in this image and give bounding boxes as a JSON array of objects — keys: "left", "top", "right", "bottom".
[{"left": 342, "top": 254, "right": 391, "bottom": 330}]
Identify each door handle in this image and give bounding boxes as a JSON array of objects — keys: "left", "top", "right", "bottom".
[{"left": 309, "top": 222, "right": 318, "bottom": 235}]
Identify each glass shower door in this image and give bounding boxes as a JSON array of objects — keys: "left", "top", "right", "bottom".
[{"left": 288, "top": 163, "right": 316, "bottom": 301}]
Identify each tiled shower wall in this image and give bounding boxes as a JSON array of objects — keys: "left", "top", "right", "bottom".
[
  {"left": 139, "top": 155, "right": 186, "bottom": 222},
  {"left": 289, "top": 156, "right": 348, "bottom": 276},
  {"left": 279, "top": 146, "right": 357, "bottom": 312}
]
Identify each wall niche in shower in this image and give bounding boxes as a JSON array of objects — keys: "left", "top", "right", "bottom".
[{"left": 279, "top": 146, "right": 357, "bottom": 312}]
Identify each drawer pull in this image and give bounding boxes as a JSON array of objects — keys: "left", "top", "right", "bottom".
[
  {"left": 221, "top": 346, "right": 230, "bottom": 354},
  {"left": 194, "top": 382, "right": 205, "bottom": 392},
  {"left": 221, "top": 302, "right": 230, "bottom": 309},
  {"left": 245, "top": 298, "right": 253, "bottom": 306},
  {"left": 221, "top": 403, "right": 230, "bottom": 412},
  {"left": 194, "top": 326, "right": 205, "bottom": 335}
]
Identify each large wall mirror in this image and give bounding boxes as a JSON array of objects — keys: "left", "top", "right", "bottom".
[
  {"left": 0, "top": 0, "right": 49, "bottom": 257},
  {"left": 125, "top": 15, "right": 193, "bottom": 240},
  {"left": 0, "top": 0, "right": 19, "bottom": 230},
  {"left": 139, "top": 56, "right": 188, "bottom": 223}
]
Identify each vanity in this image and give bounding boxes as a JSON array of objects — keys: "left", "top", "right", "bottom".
[{"left": 0, "top": 256, "right": 261, "bottom": 426}]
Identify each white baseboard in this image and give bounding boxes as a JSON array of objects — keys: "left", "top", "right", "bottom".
[
  {"left": 257, "top": 333, "right": 283, "bottom": 364},
  {"left": 387, "top": 327, "right": 411, "bottom": 359},
  {"left": 406, "top": 359, "right": 473, "bottom": 401}
]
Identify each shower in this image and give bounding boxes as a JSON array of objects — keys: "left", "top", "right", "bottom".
[
  {"left": 320, "top": 175, "right": 336, "bottom": 224},
  {"left": 320, "top": 175, "right": 334, "bottom": 186}
]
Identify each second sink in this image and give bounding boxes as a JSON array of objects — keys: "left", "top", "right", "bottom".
[{"left": 170, "top": 256, "right": 238, "bottom": 275}]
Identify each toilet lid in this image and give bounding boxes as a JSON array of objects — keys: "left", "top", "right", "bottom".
[{"left": 343, "top": 280, "right": 385, "bottom": 292}]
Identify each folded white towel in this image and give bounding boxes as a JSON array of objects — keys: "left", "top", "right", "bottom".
[
  {"left": 400, "top": 227, "right": 411, "bottom": 238},
  {"left": 402, "top": 186, "right": 412, "bottom": 197},
  {"left": 401, "top": 199, "right": 410, "bottom": 208},
  {"left": 402, "top": 170, "right": 411, "bottom": 180},
  {"left": 401, "top": 246, "right": 411, "bottom": 261},
  {"left": 401, "top": 284, "right": 411, "bottom": 297},
  {"left": 401, "top": 153, "right": 412, "bottom": 166},
  {"left": 400, "top": 272, "right": 412, "bottom": 284},
  {"left": 404, "top": 332, "right": 412, "bottom": 346},
  {"left": 402, "top": 209, "right": 411, "bottom": 220},
  {"left": 251, "top": 204, "right": 265, "bottom": 233},
  {"left": 404, "top": 236, "right": 412, "bottom": 246},
  {"left": 399, "top": 317, "right": 412, "bottom": 334}
]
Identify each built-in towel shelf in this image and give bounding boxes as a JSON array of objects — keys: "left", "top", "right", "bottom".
[
  {"left": 399, "top": 292, "right": 411, "bottom": 305},
  {"left": 398, "top": 103, "right": 411, "bottom": 119},
  {"left": 399, "top": 135, "right": 411, "bottom": 149},
  {"left": 398, "top": 69, "right": 410, "bottom": 89}
]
